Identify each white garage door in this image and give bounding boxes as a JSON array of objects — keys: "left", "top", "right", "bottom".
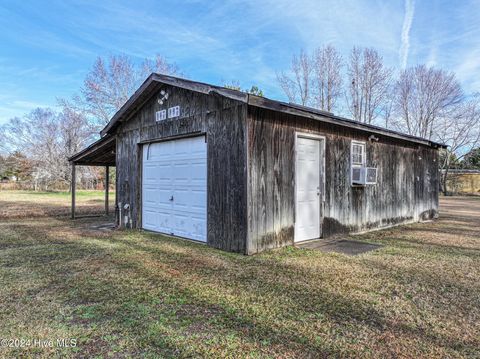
[{"left": 142, "top": 136, "right": 207, "bottom": 242}]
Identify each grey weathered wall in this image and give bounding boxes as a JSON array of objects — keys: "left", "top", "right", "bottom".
[
  {"left": 116, "top": 85, "right": 248, "bottom": 253},
  {"left": 246, "top": 107, "right": 439, "bottom": 254}
]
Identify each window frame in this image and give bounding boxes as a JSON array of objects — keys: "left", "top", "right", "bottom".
[
  {"left": 351, "top": 140, "right": 366, "bottom": 186},
  {"left": 351, "top": 141, "right": 366, "bottom": 167}
]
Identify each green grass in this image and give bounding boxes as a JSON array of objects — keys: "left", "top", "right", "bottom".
[{"left": 0, "top": 195, "right": 479, "bottom": 358}]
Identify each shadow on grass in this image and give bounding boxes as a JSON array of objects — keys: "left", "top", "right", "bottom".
[
  {"left": 2, "top": 217, "right": 479, "bottom": 357},
  {"left": 369, "top": 226, "right": 480, "bottom": 254},
  {"left": 2, "top": 221, "right": 371, "bottom": 357}
]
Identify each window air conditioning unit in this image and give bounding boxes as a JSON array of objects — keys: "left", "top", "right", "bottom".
[
  {"left": 352, "top": 167, "right": 377, "bottom": 186},
  {"left": 366, "top": 167, "right": 377, "bottom": 184}
]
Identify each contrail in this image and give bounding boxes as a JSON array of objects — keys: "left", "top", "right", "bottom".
[{"left": 400, "top": 0, "right": 415, "bottom": 69}]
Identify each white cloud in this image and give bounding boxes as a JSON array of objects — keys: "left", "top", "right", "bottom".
[{"left": 399, "top": 0, "right": 415, "bottom": 69}]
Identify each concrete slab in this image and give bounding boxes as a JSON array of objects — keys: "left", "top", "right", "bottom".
[{"left": 297, "top": 239, "right": 383, "bottom": 255}]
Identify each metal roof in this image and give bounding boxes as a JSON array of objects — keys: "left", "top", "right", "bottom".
[{"left": 99, "top": 73, "right": 446, "bottom": 149}]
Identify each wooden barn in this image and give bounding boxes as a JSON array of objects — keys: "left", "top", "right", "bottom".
[{"left": 69, "top": 74, "right": 445, "bottom": 254}]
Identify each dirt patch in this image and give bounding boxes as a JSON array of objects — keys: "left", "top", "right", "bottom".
[{"left": 298, "top": 239, "right": 383, "bottom": 255}]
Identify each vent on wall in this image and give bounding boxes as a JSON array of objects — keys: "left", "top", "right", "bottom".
[
  {"left": 168, "top": 106, "right": 180, "bottom": 118},
  {"left": 155, "top": 110, "right": 167, "bottom": 122}
]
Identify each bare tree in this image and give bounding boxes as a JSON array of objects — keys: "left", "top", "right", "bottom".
[
  {"left": 0, "top": 107, "right": 93, "bottom": 189},
  {"left": 60, "top": 54, "right": 181, "bottom": 131},
  {"left": 277, "top": 49, "right": 312, "bottom": 106},
  {"left": 140, "top": 54, "right": 180, "bottom": 79},
  {"left": 347, "top": 47, "right": 392, "bottom": 124},
  {"left": 393, "top": 65, "right": 463, "bottom": 139},
  {"left": 436, "top": 95, "right": 480, "bottom": 194},
  {"left": 312, "top": 45, "right": 343, "bottom": 112},
  {"left": 381, "top": 82, "right": 396, "bottom": 129}
]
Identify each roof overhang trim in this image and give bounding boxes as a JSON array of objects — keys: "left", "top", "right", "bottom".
[{"left": 69, "top": 135, "right": 116, "bottom": 166}]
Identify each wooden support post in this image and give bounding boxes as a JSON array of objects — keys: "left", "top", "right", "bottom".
[
  {"left": 71, "top": 163, "right": 76, "bottom": 219},
  {"left": 105, "top": 165, "right": 109, "bottom": 216},
  {"left": 115, "top": 165, "right": 119, "bottom": 225}
]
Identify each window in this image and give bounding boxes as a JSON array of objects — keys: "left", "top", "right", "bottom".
[
  {"left": 351, "top": 141, "right": 366, "bottom": 186},
  {"left": 351, "top": 141, "right": 366, "bottom": 166}
]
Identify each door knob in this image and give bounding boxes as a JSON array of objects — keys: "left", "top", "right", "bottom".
[{"left": 169, "top": 196, "right": 174, "bottom": 201}]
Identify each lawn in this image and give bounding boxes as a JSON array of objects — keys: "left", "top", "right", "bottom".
[
  {"left": 0, "top": 190, "right": 115, "bottom": 218},
  {"left": 0, "top": 192, "right": 479, "bottom": 358}
]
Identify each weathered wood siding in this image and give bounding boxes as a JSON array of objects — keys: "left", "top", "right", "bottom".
[
  {"left": 247, "top": 107, "right": 439, "bottom": 254},
  {"left": 116, "top": 85, "right": 248, "bottom": 253}
]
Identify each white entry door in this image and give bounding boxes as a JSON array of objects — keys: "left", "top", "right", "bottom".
[
  {"left": 295, "top": 135, "right": 323, "bottom": 242},
  {"left": 142, "top": 136, "right": 207, "bottom": 242}
]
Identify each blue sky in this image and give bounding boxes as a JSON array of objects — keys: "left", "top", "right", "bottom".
[{"left": 0, "top": 0, "right": 479, "bottom": 124}]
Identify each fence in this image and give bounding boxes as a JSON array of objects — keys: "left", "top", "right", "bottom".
[{"left": 445, "top": 170, "right": 480, "bottom": 195}]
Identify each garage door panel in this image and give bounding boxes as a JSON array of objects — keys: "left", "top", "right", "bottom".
[
  {"left": 173, "top": 189, "right": 205, "bottom": 208},
  {"left": 171, "top": 213, "right": 206, "bottom": 241},
  {"left": 142, "top": 136, "right": 207, "bottom": 242},
  {"left": 190, "top": 217, "right": 206, "bottom": 240},
  {"left": 146, "top": 163, "right": 172, "bottom": 180},
  {"left": 143, "top": 164, "right": 160, "bottom": 183},
  {"left": 172, "top": 164, "right": 190, "bottom": 182},
  {"left": 143, "top": 210, "right": 159, "bottom": 229},
  {"left": 189, "top": 190, "right": 207, "bottom": 211},
  {"left": 156, "top": 211, "right": 173, "bottom": 233},
  {"left": 172, "top": 189, "right": 189, "bottom": 208},
  {"left": 147, "top": 141, "right": 174, "bottom": 159},
  {"left": 190, "top": 161, "right": 207, "bottom": 180},
  {"left": 143, "top": 187, "right": 158, "bottom": 205},
  {"left": 156, "top": 189, "right": 173, "bottom": 206},
  {"left": 173, "top": 137, "right": 205, "bottom": 153}
]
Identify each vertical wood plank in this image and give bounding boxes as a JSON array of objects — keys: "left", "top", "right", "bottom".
[{"left": 247, "top": 106, "right": 440, "bottom": 253}]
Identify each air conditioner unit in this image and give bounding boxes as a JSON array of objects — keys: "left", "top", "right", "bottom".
[
  {"left": 351, "top": 167, "right": 377, "bottom": 186},
  {"left": 351, "top": 167, "right": 365, "bottom": 185},
  {"left": 366, "top": 167, "right": 377, "bottom": 185}
]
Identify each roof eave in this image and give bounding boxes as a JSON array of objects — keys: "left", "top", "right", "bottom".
[
  {"left": 247, "top": 95, "right": 447, "bottom": 149},
  {"left": 100, "top": 73, "right": 248, "bottom": 137},
  {"left": 68, "top": 135, "right": 116, "bottom": 165},
  {"left": 99, "top": 73, "right": 446, "bottom": 150}
]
